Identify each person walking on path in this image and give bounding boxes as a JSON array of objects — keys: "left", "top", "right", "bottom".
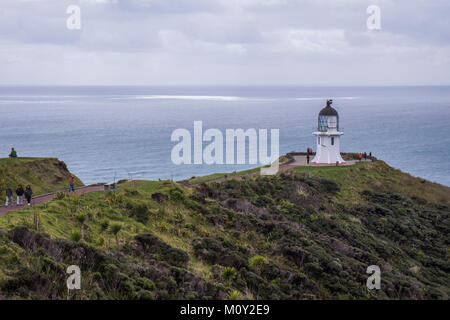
[
  {"left": 5, "top": 187, "right": 13, "bottom": 207},
  {"left": 24, "top": 185, "right": 33, "bottom": 206},
  {"left": 363, "top": 152, "right": 367, "bottom": 161},
  {"left": 359, "top": 153, "right": 362, "bottom": 162},
  {"left": 16, "top": 185, "right": 24, "bottom": 206},
  {"left": 9, "top": 148, "right": 17, "bottom": 158},
  {"left": 307, "top": 154, "right": 310, "bottom": 164},
  {"left": 68, "top": 174, "right": 75, "bottom": 193}
]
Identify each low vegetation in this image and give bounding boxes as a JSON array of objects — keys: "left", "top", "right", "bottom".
[{"left": 0, "top": 158, "right": 448, "bottom": 300}]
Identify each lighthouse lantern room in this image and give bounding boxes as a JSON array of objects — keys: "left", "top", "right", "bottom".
[{"left": 312, "top": 100, "right": 345, "bottom": 164}]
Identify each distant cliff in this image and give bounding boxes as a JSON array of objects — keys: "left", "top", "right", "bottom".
[{"left": 0, "top": 157, "right": 83, "bottom": 196}]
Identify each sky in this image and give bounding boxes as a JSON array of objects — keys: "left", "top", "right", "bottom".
[{"left": 0, "top": 0, "right": 449, "bottom": 86}]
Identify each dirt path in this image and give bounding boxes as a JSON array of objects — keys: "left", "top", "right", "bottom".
[{"left": 0, "top": 185, "right": 105, "bottom": 217}]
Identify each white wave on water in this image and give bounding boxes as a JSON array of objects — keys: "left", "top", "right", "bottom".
[
  {"left": 0, "top": 95, "right": 90, "bottom": 98},
  {"left": 112, "top": 95, "right": 252, "bottom": 101},
  {"left": 295, "top": 96, "right": 359, "bottom": 101},
  {"left": 112, "top": 95, "right": 360, "bottom": 102},
  {"left": 0, "top": 95, "right": 359, "bottom": 105},
  {"left": 0, "top": 100, "right": 73, "bottom": 104}
]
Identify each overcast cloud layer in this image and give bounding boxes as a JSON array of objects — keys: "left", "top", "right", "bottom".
[{"left": 0, "top": 0, "right": 449, "bottom": 86}]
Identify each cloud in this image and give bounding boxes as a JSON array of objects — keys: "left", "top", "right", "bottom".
[
  {"left": 286, "top": 29, "right": 348, "bottom": 54},
  {"left": 0, "top": 0, "right": 448, "bottom": 85}
]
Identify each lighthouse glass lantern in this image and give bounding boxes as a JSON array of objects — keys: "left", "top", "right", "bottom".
[{"left": 311, "top": 100, "right": 345, "bottom": 164}]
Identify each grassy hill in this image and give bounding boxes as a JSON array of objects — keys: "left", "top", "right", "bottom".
[
  {"left": 0, "top": 158, "right": 84, "bottom": 196},
  {"left": 0, "top": 158, "right": 448, "bottom": 300}
]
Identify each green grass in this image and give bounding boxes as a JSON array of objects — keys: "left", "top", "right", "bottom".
[
  {"left": 122, "top": 180, "right": 178, "bottom": 194},
  {"left": 0, "top": 179, "right": 216, "bottom": 281},
  {"left": 185, "top": 158, "right": 449, "bottom": 204},
  {"left": 186, "top": 154, "right": 293, "bottom": 185},
  {"left": 0, "top": 155, "right": 448, "bottom": 300},
  {"left": 187, "top": 167, "right": 260, "bottom": 185},
  {"left": 292, "top": 160, "right": 450, "bottom": 205}
]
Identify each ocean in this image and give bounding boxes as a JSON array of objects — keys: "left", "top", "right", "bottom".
[{"left": 0, "top": 86, "right": 449, "bottom": 186}]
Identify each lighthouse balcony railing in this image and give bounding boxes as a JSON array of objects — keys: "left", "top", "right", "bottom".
[{"left": 313, "top": 126, "right": 344, "bottom": 132}]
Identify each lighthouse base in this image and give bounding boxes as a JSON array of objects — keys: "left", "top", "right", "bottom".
[
  {"left": 312, "top": 131, "right": 344, "bottom": 165},
  {"left": 311, "top": 138, "right": 345, "bottom": 164},
  {"left": 311, "top": 151, "right": 345, "bottom": 165}
]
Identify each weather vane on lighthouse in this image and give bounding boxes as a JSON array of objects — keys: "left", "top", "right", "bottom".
[{"left": 311, "top": 99, "right": 345, "bottom": 164}]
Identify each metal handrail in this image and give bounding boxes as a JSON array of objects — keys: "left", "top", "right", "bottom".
[{"left": 312, "top": 126, "right": 344, "bottom": 132}]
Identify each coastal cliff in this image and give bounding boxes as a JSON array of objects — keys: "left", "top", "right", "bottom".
[{"left": 0, "top": 157, "right": 83, "bottom": 196}]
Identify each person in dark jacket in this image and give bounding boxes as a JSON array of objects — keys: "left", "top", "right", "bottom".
[
  {"left": 363, "top": 152, "right": 367, "bottom": 160},
  {"left": 16, "top": 185, "right": 24, "bottom": 206},
  {"left": 307, "top": 154, "right": 310, "bottom": 164},
  {"left": 9, "top": 148, "right": 17, "bottom": 158},
  {"left": 5, "top": 187, "right": 13, "bottom": 207},
  {"left": 24, "top": 185, "right": 33, "bottom": 206}
]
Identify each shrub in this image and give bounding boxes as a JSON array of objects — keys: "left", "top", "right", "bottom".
[
  {"left": 305, "top": 262, "right": 323, "bottom": 276},
  {"left": 110, "top": 223, "right": 122, "bottom": 251},
  {"left": 75, "top": 212, "right": 87, "bottom": 240},
  {"left": 100, "top": 219, "right": 109, "bottom": 233},
  {"left": 320, "top": 179, "right": 340, "bottom": 194},
  {"left": 151, "top": 192, "right": 168, "bottom": 203},
  {"left": 135, "top": 290, "right": 154, "bottom": 300},
  {"left": 76, "top": 212, "right": 86, "bottom": 225},
  {"left": 126, "top": 201, "right": 149, "bottom": 224},
  {"left": 70, "top": 230, "right": 82, "bottom": 243},
  {"left": 184, "top": 198, "right": 201, "bottom": 211},
  {"left": 279, "top": 199, "right": 294, "bottom": 214},
  {"left": 55, "top": 192, "right": 65, "bottom": 200},
  {"left": 193, "top": 237, "right": 247, "bottom": 268},
  {"left": 96, "top": 237, "right": 105, "bottom": 247},
  {"left": 253, "top": 195, "right": 274, "bottom": 207},
  {"left": 106, "top": 192, "right": 123, "bottom": 206},
  {"left": 137, "top": 278, "right": 156, "bottom": 291},
  {"left": 110, "top": 222, "right": 122, "bottom": 235},
  {"left": 70, "top": 193, "right": 81, "bottom": 205},
  {"left": 169, "top": 188, "right": 185, "bottom": 203},
  {"left": 228, "top": 290, "right": 242, "bottom": 300},
  {"left": 156, "top": 207, "right": 167, "bottom": 218},
  {"left": 249, "top": 255, "right": 268, "bottom": 268},
  {"left": 0, "top": 245, "right": 9, "bottom": 255},
  {"left": 133, "top": 233, "right": 189, "bottom": 267},
  {"left": 119, "top": 277, "right": 135, "bottom": 294},
  {"left": 222, "top": 267, "right": 237, "bottom": 281}
]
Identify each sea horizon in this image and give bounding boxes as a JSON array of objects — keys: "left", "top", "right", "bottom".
[{"left": 0, "top": 85, "right": 449, "bottom": 186}]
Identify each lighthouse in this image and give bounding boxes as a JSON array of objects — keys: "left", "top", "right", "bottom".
[{"left": 311, "top": 100, "right": 345, "bottom": 164}]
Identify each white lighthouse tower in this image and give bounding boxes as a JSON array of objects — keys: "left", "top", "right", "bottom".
[{"left": 311, "top": 100, "right": 345, "bottom": 164}]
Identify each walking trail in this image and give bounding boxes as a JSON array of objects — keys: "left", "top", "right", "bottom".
[
  {"left": 0, "top": 185, "right": 105, "bottom": 217},
  {"left": 0, "top": 156, "right": 370, "bottom": 216},
  {"left": 193, "top": 155, "right": 370, "bottom": 185}
]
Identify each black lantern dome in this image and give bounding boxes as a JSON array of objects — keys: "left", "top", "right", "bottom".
[
  {"left": 318, "top": 99, "right": 339, "bottom": 132},
  {"left": 319, "top": 100, "right": 339, "bottom": 116}
]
